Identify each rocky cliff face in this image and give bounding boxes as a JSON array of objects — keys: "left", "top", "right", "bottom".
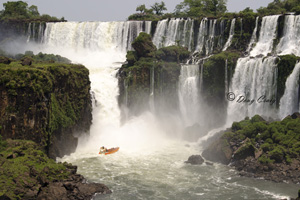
[{"left": 0, "top": 62, "right": 92, "bottom": 159}]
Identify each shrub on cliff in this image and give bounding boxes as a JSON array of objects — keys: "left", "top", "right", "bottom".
[
  {"left": 155, "top": 45, "right": 190, "bottom": 63},
  {"left": 132, "top": 32, "right": 157, "bottom": 58},
  {"left": 227, "top": 114, "right": 300, "bottom": 164}
]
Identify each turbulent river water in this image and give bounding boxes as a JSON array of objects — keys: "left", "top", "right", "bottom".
[{"left": 59, "top": 140, "right": 298, "bottom": 200}]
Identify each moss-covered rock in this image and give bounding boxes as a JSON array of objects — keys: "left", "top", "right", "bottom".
[
  {"left": 0, "top": 61, "right": 92, "bottom": 158},
  {"left": 0, "top": 139, "right": 110, "bottom": 199},
  {"left": 132, "top": 32, "right": 157, "bottom": 58},
  {"left": 203, "top": 114, "right": 300, "bottom": 183},
  {"left": 276, "top": 55, "right": 300, "bottom": 107},
  {"left": 118, "top": 33, "right": 190, "bottom": 119},
  {"left": 155, "top": 45, "right": 190, "bottom": 63}
]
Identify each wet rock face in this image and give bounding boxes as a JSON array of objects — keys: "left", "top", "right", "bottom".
[
  {"left": 37, "top": 175, "right": 112, "bottom": 200},
  {"left": 185, "top": 155, "right": 204, "bottom": 165},
  {"left": 0, "top": 64, "right": 92, "bottom": 158}
]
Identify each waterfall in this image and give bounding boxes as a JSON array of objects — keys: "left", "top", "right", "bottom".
[
  {"left": 279, "top": 62, "right": 300, "bottom": 119},
  {"left": 223, "top": 18, "right": 236, "bottom": 51},
  {"left": 149, "top": 66, "right": 155, "bottom": 113},
  {"left": 43, "top": 21, "right": 147, "bottom": 52},
  {"left": 26, "top": 23, "right": 32, "bottom": 42},
  {"left": 276, "top": 15, "right": 300, "bottom": 56},
  {"left": 225, "top": 59, "right": 228, "bottom": 97},
  {"left": 227, "top": 57, "right": 277, "bottom": 122},
  {"left": 41, "top": 21, "right": 158, "bottom": 151},
  {"left": 178, "top": 64, "right": 200, "bottom": 126},
  {"left": 195, "top": 18, "right": 217, "bottom": 55},
  {"left": 145, "top": 21, "right": 152, "bottom": 35},
  {"left": 246, "top": 17, "right": 259, "bottom": 53},
  {"left": 152, "top": 18, "right": 194, "bottom": 49},
  {"left": 250, "top": 15, "right": 279, "bottom": 57},
  {"left": 217, "top": 19, "right": 226, "bottom": 49}
]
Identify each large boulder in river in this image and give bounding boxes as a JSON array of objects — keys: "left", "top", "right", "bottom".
[
  {"left": 185, "top": 155, "right": 204, "bottom": 165},
  {"left": 202, "top": 136, "right": 233, "bottom": 165}
]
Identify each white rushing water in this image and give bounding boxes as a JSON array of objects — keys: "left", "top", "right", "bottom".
[
  {"left": 19, "top": 18, "right": 299, "bottom": 199},
  {"left": 277, "top": 14, "right": 300, "bottom": 56},
  {"left": 195, "top": 18, "right": 217, "bottom": 55},
  {"left": 227, "top": 57, "right": 278, "bottom": 122},
  {"left": 246, "top": 16, "right": 259, "bottom": 53},
  {"left": 152, "top": 18, "right": 194, "bottom": 50},
  {"left": 178, "top": 64, "right": 200, "bottom": 126},
  {"left": 222, "top": 18, "right": 236, "bottom": 51},
  {"left": 250, "top": 15, "right": 279, "bottom": 57},
  {"left": 279, "top": 62, "right": 300, "bottom": 119}
]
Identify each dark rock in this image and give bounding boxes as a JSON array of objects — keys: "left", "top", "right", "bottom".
[
  {"left": 202, "top": 137, "right": 233, "bottom": 165},
  {"left": 0, "top": 194, "right": 11, "bottom": 200},
  {"left": 37, "top": 181, "right": 111, "bottom": 200},
  {"left": 21, "top": 57, "right": 33, "bottom": 66},
  {"left": 0, "top": 56, "right": 11, "bottom": 64},
  {"left": 291, "top": 112, "right": 300, "bottom": 119},
  {"left": 6, "top": 153, "right": 16, "bottom": 159},
  {"left": 185, "top": 155, "right": 204, "bottom": 165}
]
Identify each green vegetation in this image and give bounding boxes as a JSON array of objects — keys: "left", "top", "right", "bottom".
[
  {"left": 0, "top": 1, "right": 64, "bottom": 22},
  {"left": 202, "top": 51, "right": 241, "bottom": 103},
  {"left": 174, "top": 0, "right": 227, "bottom": 18},
  {"left": 0, "top": 57, "right": 90, "bottom": 148},
  {"left": 131, "top": 32, "right": 157, "bottom": 58},
  {"left": 276, "top": 55, "right": 300, "bottom": 107},
  {"left": 0, "top": 139, "right": 72, "bottom": 199},
  {"left": 257, "top": 0, "right": 300, "bottom": 15},
  {"left": 128, "top": 1, "right": 168, "bottom": 21},
  {"left": 225, "top": 115, "right": 300, "bottom": 165}
]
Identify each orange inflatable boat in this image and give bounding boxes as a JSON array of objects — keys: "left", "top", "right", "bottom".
[{"left": 99, "top": 147, "right": 119, "bottom": 155}]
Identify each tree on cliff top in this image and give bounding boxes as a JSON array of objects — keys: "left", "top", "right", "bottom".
[
  {"left": 174, "top": 0, "right": 227, "bottom": 17},
  {"left": 0, "top": 1, "right": 64, "bottom": 21},
  {"left": 151, "top": 1, "right": 167, "bottom": 16},
  {"left": 257, "top": 0, "right": 300, "bottom": 15}
]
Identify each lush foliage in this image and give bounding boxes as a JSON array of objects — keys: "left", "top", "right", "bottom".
[
  {"left": 0, "top": 50, "right": 71, "bottom": 64},
  {"left": 128, "top": 1, "right": 168, "bottom": 21},
  {"left": 0, "top": 140, "right": 72, "bottom": 199},
  {"left": 225, "top": 115, "right": 300, "bottom": 164},
  {"left": 257, "top": 0, "right": 300, "bottom": 15},
  {"left": 0, "top": 58, "right": 90, "bottom": 148},
  {"left": 0, "top": 1, "right": 64, "bottom": 22},
  {"left": 132, "top": 32, "right": 157, "bottom": 58},
  {"left": 174, "top": 0, "right": 227, "bottom": 18}
]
